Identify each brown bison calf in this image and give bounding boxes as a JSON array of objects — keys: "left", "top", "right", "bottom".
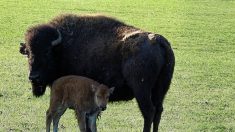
[{"left": 46, "top": 75, "right": 114, "bottom": 132}]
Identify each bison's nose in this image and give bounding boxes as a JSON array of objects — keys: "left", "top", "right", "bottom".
[{"left": 29, "top": 73, "right": 40, "bottom": 82}]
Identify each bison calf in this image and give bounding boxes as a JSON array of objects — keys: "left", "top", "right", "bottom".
[{"left": 46, "top": 75, "right": 114, "bottom": 132}]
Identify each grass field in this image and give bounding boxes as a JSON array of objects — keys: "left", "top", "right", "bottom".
[{"left": 0, "top": 0, "right": 235, "bottom": 131}]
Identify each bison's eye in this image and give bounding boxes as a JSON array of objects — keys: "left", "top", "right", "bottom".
[{"left": 97, "top": 95, "right": 102, "bottom": 99}]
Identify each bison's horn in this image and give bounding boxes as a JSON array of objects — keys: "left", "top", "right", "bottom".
[{"left": 51, "top": 29, "right": 62, "bottom": 46}]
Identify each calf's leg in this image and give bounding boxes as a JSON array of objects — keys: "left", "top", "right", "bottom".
[
  {"left": 46, "top": 110, "right": 53, "bottom": 132},
  {"left": 86, "top": 117, "right": 92, "bottom": 132},
  {"left": 75, "top": 111, "right": 87, "bottom": 132},
  {"left": 52, "top": 106, "right": 67, "bottom": 132},
  {"left": 52, "top": 113, "right": 61, "bottom": 132},
  {"left": 88, "top": 111, "right": 99, "bottom": 132}
]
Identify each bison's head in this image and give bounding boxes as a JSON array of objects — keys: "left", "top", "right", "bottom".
[{"left": 20, "top": 24, "right": 62, "bottom": 97}]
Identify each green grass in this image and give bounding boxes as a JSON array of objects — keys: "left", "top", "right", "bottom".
[{"left": 0, "top": 0, "right": 235, "bottom": 131}]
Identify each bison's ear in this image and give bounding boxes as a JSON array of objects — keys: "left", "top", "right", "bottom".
[
  {"left": 109, "top": 87, "right": 115, "bottom": 94},
  {"left": 19, "top": 42, "right": 28, "bottom": 56}
]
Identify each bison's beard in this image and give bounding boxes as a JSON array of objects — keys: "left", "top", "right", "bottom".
[{"left": 31, "top": 83, "right": 47, "bottom": 97}]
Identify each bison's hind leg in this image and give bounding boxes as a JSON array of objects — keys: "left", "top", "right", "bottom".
[
  {"left": 135, "top": 83, "right": 156, "bottom": 132},
  {"left": 151, "top": 86, "right": 164, "bottom": 132},
  {"left": 123, "top": 62, "right": 160, "bottom": 132},
  {"left": 152, "top": 71, "right": 174, "bottom": 132}
]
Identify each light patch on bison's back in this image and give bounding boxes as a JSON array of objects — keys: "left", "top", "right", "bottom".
[{"left": 122, "top": 30, "right": 143, "bottom": 41}]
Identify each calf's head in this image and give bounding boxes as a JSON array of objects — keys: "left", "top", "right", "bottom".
[
  {"left": 92, "top": 84, "right": 115, "bottom": 111},
  {"left": 19, "top": 24, "right": 62, "bottom": 97}
]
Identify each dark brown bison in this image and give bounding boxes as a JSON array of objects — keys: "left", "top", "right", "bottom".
[{"left": 20, "top": 14, "right": 175, "bottom": 132}]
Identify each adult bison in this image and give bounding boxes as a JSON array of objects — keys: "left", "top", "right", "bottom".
[{"left": 20, "top": 14, "right": 175, "bottom": 132}]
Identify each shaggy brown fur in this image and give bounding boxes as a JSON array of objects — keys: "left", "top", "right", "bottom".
[
  {"left": 48, "top": 14, "right": 145, "bottom": 59},
  {"left": 46, "top": 75, "right": 114, "bottom": 132}
]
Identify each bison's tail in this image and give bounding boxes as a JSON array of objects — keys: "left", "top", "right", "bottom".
[{"left": 155, "top": 35, "right": 175, "bottom": 99}]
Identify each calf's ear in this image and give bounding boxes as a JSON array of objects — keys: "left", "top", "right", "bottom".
[
  {"left": 91, "top": 84, "right": 97, "bottom": 92},
  {"left": 109, "top": 87, "right": 115, "bottom": 94},
  {"left": 19, "top": 42, "right": 28, "bottom": 55}
]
